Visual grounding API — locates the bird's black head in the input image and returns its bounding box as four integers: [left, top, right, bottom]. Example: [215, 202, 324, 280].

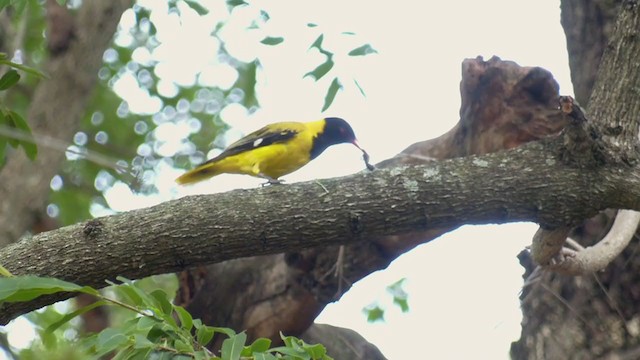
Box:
[310, 117, 361, 159]
[324, 117, 357, 144]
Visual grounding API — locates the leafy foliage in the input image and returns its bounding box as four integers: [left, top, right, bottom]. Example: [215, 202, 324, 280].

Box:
[0, 53, 45, 165]
[363, 278, 409, 323]
[303, 31, 377, 109]
[0, 275, 333, 359]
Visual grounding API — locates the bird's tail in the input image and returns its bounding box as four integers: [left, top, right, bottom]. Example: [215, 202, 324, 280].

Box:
[176, 162, 223, 185]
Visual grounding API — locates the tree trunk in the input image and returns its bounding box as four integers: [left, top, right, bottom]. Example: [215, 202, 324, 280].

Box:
[511, 1, 640, 359]
[0, 0, 132, 246]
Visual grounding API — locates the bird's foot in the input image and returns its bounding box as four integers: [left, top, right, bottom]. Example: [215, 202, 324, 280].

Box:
[260, 176, 285, 187]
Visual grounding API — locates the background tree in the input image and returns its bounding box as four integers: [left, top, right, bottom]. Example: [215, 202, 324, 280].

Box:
[1, 0, 639, 359]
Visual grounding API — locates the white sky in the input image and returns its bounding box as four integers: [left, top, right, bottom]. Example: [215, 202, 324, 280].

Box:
[3, 1, 574, 359]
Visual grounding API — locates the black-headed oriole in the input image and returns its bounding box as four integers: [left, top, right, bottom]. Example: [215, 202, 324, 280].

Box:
[176, 117, 372, 185]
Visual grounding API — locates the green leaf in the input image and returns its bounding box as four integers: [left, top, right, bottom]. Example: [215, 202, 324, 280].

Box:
[387, 278, 409, 312]
[309, 34, 324, 50]
[174, 339, 193, 353]
[341, 31, 356, 35]
[253, 353, 278, 360]
[41, 328, 58, 350]
[363, 304, 385, 322]
[348, 44, 378, 56]
[210, 326, 236, 337]
[192, 318, 203, 329]
[0, 276, 98, 303]
[0, 70, 20, 90]
[304, 57, 334, 81]
[146, 324, 172, 343]
[136, 315, 159, 330]
[303, 343, 327, 359]
[112, 283, 144, 307]
[184, 0, 209, 15]
[96, 328, 129, 356]
[270, 346, 307, 357]
[150, 289, 173, 316]
[226, 0, 247, 8]
[354, 79, 366, 97]
[194, 350, 209, 360]
[196, 325, 215, 347]
[132, 334, 154, 349]
[116, 347, 151, 360]
[260, 36, 284, 46]
[45, 299, 108, 334]
[221, 332, 246, 360]
[394, 297, 409, 312]
[307, 23, 318, 28]
[0, 263, 13, 277]
[248, 338, 271, 353]
[7, 110, 37, 160]
[321, 77, 342, 112]
[281, 334, 302, 350]
[114, 277, 160, 313]
[174, 305, 193, 332]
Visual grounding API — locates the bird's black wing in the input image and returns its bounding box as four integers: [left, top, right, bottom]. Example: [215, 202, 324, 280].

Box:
[204, 126, 300, 164]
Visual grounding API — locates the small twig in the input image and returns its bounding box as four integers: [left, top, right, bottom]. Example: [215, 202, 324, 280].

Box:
[538, 281, 598, 333]
[99, 294, 159, 319]
[314, 180, 329, 194]
[0, 125, 134, 179]
[593, 274, 628, 333]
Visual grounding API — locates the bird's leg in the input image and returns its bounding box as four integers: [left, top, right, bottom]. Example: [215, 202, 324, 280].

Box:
[257, 174, 285, 186]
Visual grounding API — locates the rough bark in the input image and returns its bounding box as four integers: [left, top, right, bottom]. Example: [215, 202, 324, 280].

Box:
[0, 0, 132, 246]
[512, 1, 640, 359]
[561, 0, 621, 106]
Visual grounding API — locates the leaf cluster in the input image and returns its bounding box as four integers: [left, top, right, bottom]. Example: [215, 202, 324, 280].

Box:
[0, 275, 333, 360]
[0, 53, 45, 165]
[262, 26, 377, 111]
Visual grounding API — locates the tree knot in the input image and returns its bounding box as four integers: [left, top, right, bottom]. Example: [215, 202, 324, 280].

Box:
[557, 96, 608, 167]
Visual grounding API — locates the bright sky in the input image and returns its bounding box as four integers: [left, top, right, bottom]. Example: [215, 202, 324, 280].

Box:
[3, 1, 574, 359]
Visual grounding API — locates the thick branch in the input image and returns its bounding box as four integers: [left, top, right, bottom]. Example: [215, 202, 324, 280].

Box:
[1, 139, 639, 323]
[552, 210, 640, 274]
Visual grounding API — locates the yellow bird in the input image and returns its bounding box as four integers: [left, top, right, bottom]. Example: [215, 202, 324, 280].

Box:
[176, 117, 373, 185]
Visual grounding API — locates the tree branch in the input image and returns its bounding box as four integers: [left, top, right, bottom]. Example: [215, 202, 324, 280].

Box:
[1, 137, 640, 323]
[550, 210, 640, 274]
